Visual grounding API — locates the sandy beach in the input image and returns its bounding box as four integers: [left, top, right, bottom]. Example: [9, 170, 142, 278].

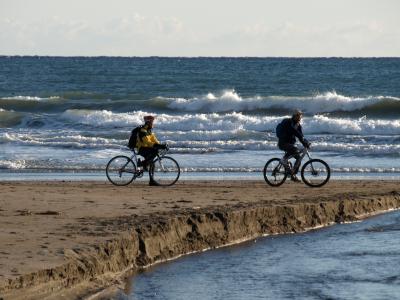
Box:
[0, 180, 399, 299]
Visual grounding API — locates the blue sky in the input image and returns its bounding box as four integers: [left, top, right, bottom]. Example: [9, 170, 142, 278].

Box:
[1, 0, 399, 56]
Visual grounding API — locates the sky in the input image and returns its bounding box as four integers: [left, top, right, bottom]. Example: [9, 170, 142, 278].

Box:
[0, 0, 399, 57]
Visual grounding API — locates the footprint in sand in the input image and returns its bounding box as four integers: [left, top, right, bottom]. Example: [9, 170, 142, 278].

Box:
[177, 200, 193, 203]
[15, 209, 32, 216]
[35, 210, 60, 215]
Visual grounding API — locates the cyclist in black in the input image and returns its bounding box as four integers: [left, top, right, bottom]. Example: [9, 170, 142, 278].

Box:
[277, 110, 310, 182]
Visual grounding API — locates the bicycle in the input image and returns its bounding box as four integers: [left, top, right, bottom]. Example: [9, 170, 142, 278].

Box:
[263, 147, 330, 187]
[106, 146, 180, 186]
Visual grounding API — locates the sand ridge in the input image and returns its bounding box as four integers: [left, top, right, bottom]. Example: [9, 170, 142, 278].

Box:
[0, 180, 399, 299]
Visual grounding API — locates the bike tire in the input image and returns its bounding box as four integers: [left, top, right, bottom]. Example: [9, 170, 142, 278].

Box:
[263, 158, 288, 187]
[149, 156, 180, 186]
[301, 159, 330, 188]
[106, 155, 136, 186]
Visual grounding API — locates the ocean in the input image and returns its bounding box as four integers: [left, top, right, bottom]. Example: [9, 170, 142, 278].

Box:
[0, 57, 399, 179]
[127, 210, 400, 300]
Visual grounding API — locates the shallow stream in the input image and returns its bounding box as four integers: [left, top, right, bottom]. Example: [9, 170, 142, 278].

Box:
[127, 210, 400, 300]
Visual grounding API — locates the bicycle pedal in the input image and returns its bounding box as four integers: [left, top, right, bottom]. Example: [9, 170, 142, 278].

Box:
[134, 169, 144, 177]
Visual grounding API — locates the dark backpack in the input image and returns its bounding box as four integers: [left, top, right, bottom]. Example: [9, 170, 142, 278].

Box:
[128, 126, 142, 149]
[276, 121, 285, 139]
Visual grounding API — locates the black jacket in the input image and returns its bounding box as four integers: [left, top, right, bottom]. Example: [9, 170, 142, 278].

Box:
[278, 118, 305, 145]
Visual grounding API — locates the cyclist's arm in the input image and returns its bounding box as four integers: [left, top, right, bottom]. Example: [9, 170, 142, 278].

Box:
[295, 124, 310, 147]
[150, 133, 160, 145]
[290, 123, 305, 142]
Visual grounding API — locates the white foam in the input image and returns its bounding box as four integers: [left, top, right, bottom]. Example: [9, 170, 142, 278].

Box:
[3, 110, 399, 156]
[304, 115, 400, 136]
[165, 141, 400, 156]
[312, 142, 400, 156]
[62, 109, 143, 126]
[61, 109, 400, 136]
[2, 131, 398, 155]
[1, 95, 60, 101]
[3, 162, 398, 173]
[0, 159, 26, 169]
[163, 90, 400, 114]
[0, 132, 121, 149]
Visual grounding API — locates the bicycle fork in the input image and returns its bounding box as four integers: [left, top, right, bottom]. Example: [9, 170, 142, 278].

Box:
[302, 150, 319, 176]
[153, 156, 167, 172]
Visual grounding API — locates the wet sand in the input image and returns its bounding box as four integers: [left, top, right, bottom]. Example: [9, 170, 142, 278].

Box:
[0, 180, 399, 299]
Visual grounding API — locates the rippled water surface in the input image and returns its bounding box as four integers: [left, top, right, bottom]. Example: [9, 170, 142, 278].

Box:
[127, 210, 400, 300]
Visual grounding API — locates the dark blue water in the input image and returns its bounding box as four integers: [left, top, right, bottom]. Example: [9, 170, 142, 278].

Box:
[0, 57, 399, 176]
[1, 57, 400, 99]
[127, 210, 400, 300]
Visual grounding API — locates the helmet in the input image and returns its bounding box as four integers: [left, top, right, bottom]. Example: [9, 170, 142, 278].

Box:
[292, 110, 303, 118]
[143, 115, 155, 122]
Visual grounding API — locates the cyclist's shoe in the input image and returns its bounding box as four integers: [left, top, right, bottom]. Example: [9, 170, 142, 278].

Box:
[290, 175, 301, 183]
[149, 180, 159, 186]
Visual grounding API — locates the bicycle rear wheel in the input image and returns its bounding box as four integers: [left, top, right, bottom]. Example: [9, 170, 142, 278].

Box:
[106, 155, 136, 186]
[149, 156, 180, 186]
[263, 158, 288, 187]
[301, 159, 330, 187]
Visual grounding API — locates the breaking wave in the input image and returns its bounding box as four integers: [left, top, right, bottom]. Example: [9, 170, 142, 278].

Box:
[0, 108, 23, 127]
[155, 90, 400, 116]
[1, 95, 60, 101]
[61, 109, 400, 136]
[1, 91, 399, 117]
[2, 131, 399, 157]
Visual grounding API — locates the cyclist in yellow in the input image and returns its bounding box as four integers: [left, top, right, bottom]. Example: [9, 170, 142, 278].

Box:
[137, 115, 167, 184]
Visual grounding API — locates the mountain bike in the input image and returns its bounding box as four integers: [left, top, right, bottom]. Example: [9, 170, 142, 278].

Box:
[106, 146, 180, 186]
[263, 147, 330, 187]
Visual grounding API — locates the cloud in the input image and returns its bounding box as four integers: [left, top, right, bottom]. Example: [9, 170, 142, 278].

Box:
[209, 21, 400, 57]
[0, 13, 186, 55]
[0, 13, 399, 56]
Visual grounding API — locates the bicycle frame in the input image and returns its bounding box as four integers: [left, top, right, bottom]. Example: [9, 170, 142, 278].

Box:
[129, 149, 139, 165]
[281, 147, 311, 171]
[129, 148, 169, 168]
[283, 148, 322, 177]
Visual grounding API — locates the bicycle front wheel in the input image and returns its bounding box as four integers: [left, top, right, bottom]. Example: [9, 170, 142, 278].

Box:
[106, 155, 136, 186]
[149, 156, 180, 186]
[301, 159, 330, 188]
[263, 158, 288, 187]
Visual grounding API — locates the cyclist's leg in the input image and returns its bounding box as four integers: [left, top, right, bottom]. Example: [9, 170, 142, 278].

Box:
[278, 143, 290, 161]
[138, 147, 158, 168]
[290, 146, 301, 174]
[138, 147, 160, 185]
[280, 143, 301, 174]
